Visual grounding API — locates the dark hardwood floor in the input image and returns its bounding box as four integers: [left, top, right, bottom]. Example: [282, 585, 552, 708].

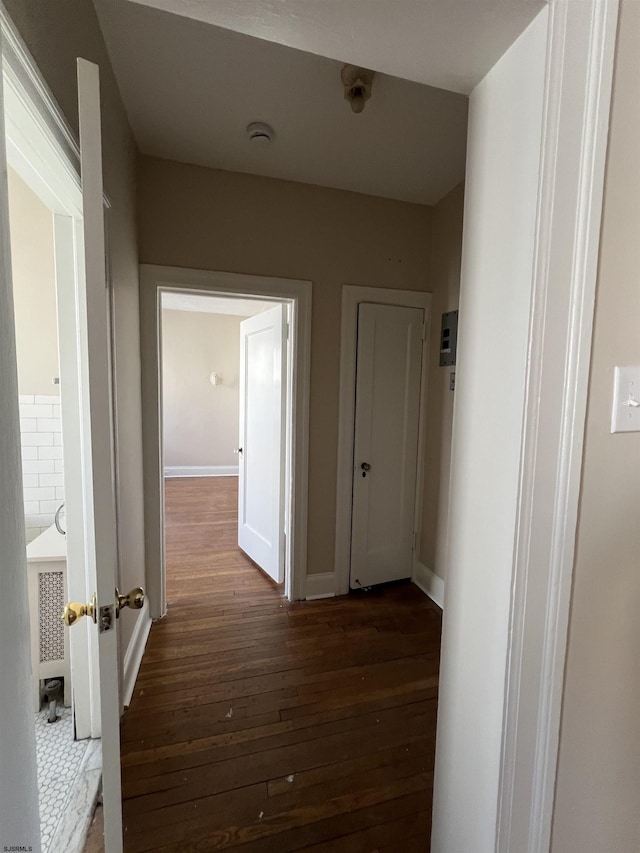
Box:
[120, 477, 442, 852]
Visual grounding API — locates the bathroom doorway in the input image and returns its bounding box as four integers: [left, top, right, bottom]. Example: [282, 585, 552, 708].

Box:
[7, 165, 96, 853]
[2, 50, 118, 851]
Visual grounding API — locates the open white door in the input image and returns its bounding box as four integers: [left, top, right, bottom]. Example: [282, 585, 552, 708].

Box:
[238, 303, 287, 583]
[74, 58, 123, 850]
[350, 303, 424, 588]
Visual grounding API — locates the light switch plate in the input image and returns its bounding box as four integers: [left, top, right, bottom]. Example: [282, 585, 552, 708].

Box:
[611, 366, 640, 433]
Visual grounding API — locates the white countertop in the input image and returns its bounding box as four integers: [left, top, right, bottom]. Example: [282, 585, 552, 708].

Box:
[26, 524, 67, 563]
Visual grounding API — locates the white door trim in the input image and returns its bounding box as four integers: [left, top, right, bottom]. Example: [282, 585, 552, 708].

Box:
[0, 46, 41, 853]
[494, 1, 619, 850]
[0, 1, 80, 188]
[139, 264, 311, 613]
[335, 286, 431, 596]
[53, 214, 98, 741]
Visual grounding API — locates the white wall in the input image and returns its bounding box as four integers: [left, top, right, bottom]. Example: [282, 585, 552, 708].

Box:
[8, 169, 65, 543]
[162, 309, 245, 470]
[139, 157, 433, 575]
[19, 395, 64, 542]
[420, 182, 464, 579]
[8, 168, 59, 397]
[431, 8, 548, 851]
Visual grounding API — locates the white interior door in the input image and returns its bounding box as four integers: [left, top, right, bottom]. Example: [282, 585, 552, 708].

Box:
[75, 57, 123, 850]
[238, 303, 287, 583]
[350, 303, 424, 588]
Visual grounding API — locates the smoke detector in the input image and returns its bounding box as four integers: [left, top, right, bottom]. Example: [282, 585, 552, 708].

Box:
[340, 65, 375, 114]
[247, 122, 274, 145]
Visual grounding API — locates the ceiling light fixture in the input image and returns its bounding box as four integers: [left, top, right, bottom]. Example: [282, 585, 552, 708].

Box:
[340, 65, 375, 114]
[247, 121, 274, 145]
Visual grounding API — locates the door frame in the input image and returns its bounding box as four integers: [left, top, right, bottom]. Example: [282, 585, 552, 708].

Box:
[492, 2, 618, 849]
[430, 2, 619, 851]
[0, 11, 124, 851]
[139, 264, 312, 613]
[335, 286, 431, 596]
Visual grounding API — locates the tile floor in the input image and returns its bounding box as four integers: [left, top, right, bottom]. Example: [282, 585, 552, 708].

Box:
[35, 705, 89, 853]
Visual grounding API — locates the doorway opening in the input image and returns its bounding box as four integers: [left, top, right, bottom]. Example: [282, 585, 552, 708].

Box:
[6, 163, 96, 853]
[159, 291, 293, 606]
[140, 265, 312, 616]
[2, 53, 106, 852]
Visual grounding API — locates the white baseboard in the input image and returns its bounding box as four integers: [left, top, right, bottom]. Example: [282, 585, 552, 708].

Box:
[122, 599, 152, 708]
[413, 562, 445, 609]
[305, 572, 336, 600]
[164, 465, 239, 478]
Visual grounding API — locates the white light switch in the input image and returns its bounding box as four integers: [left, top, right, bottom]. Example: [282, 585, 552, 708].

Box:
[611, 366, 640, 433]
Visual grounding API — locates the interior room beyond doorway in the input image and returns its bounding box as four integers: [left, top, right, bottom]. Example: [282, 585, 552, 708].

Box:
[160, 291, 291, 601]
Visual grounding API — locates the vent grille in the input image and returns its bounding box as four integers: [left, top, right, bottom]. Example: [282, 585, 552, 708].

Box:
[38, 571, 65, 663]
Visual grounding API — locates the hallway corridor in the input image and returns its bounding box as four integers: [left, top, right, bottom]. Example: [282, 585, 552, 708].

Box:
[120, 477, 442, 851]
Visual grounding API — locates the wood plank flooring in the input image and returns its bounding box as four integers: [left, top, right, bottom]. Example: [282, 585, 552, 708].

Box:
[120, 477, 442, 852]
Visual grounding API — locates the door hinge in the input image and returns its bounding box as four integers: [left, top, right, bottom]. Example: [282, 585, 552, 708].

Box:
[286, 321, 290, 340]
[412, 531, 417, 551]
[421, 322, 427, 342]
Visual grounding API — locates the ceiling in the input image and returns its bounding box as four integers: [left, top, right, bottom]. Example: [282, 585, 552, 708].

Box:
[95, 0, 543, 205]
[127, 0, 545, 95]
[161, 292, 272, 316]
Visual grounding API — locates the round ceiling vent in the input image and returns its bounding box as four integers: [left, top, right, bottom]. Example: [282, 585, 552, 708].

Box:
[247, 122, 274, 145]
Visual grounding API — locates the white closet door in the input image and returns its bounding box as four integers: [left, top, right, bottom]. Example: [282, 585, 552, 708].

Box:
[238, 304, 287, 583]
[350, 303, 424, 588]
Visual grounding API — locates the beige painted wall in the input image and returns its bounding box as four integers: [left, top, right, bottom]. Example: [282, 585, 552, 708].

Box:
[162, 310, 244, 468]
[138, 157, 435, 575]
[420, 183, 464, 579]
[5, 0, 144, 656]
[8, 168, 59, 396]
[551, 2, 640, 850]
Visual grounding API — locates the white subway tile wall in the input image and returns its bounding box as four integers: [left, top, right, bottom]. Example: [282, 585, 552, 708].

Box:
[19, 395, 64, 543]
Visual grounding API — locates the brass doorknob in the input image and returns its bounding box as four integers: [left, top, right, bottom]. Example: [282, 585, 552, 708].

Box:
[115, 586, 145, 617]
[62, 594, 96, 627]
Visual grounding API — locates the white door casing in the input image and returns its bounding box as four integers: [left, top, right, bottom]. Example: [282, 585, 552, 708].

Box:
[238, 303, 287, 583]
[0, 35, 42, 852]
[141, 268, 311, 611]
[77, 57, 123, 850]
[350, 303, 424, 588]
[54, 214, 100, 740]
[431, 2, 620, 851]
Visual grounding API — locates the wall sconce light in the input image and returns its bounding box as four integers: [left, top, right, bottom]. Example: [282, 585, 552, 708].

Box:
[340, 64, 375, 114]
[209, 372, 222, 386]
